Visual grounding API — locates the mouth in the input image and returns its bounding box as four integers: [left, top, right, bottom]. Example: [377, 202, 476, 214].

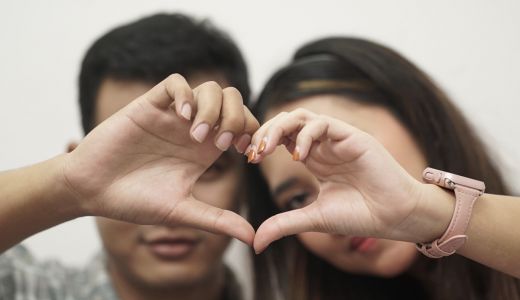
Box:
[143, 235, 201, 260]
[349, 237, 378, 253]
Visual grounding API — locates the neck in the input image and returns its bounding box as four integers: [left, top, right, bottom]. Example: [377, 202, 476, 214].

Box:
[108, 263, 226, 300]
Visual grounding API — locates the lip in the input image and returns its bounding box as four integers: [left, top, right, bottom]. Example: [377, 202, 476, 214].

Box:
[142, 234, 201, 260]
[349, 237, 378, 253]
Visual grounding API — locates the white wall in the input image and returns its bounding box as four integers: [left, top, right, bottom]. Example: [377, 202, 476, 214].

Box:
[1, 1, 519, 298]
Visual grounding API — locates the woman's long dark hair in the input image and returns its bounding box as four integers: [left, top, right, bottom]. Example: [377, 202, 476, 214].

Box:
[247, 37, 520, 300]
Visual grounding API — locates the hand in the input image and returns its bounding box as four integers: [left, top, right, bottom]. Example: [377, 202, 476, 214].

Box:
[61, 74, 259, 245]
[248, 108, 434, 252]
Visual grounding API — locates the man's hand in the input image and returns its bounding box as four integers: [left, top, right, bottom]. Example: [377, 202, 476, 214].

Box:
[62, 74, 259, 245]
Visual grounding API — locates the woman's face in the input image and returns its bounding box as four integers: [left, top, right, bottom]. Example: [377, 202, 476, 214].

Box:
[259, 94, 428, 277]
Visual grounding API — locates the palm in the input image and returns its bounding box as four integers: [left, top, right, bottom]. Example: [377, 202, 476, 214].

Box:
[303, 134, 420, 239]
[253, 116, 423, 252]
[66, 98, 221, 222]
[61, 91, 257, 245]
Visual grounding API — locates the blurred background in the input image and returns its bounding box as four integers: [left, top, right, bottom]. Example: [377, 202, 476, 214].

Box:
[1, 0, 519, 298]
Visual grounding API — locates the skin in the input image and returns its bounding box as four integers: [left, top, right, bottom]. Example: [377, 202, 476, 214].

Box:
[0, 73, 261, 253]
[87, 75, 245, 299]
[1, 77, 518, 284]
[259, 95, 425, 277]
[249, 93, 520, 279]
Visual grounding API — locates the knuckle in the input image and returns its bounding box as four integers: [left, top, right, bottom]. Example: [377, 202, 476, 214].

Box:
[293, 108, 311, 120]
[167, 73, 185, 82]
[223, 86, 242, 98]
[201, 80, 222, 91]
[277, 111, 289, 118]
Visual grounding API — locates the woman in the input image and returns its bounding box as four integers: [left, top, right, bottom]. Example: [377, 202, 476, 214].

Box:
[246, 37, 520, 299]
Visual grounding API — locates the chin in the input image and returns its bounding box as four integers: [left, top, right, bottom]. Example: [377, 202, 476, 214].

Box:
[138, 264, 212, 288]
[370, 246, 418, 278]
[371, 263, 411, 278]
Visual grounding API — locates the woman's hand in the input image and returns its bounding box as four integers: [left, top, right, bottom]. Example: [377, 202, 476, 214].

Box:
[248, 108, 444, 253]
[62, 74, 259, 245]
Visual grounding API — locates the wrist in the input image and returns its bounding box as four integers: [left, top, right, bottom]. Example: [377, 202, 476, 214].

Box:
[409, 182, 455, 243]
[47, 154, 89, 219]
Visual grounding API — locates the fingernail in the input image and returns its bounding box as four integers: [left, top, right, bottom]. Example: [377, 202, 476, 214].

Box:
[258, 137, 267, 154]
[292, 147, 300, 161]
[247, 148, 256, 163]
[180, 103, 192, 120]
[216, 132, 234, 151]
[192, 123, 210, 143]
[234, 134, 251, 153]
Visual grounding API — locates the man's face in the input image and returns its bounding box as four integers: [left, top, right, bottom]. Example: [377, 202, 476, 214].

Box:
[92, 75, 244, 288]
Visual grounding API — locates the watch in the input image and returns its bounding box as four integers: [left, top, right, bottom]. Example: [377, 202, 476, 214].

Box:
[416, 167, 485, 258]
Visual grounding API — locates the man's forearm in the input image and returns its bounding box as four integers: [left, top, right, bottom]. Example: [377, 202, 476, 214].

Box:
[0, 154, 83, 252]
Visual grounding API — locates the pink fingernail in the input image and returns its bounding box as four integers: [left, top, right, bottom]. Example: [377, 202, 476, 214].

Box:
[216, 132, 234, 151]
[192, 123, 210, 143]
[180, 103, 192, 120]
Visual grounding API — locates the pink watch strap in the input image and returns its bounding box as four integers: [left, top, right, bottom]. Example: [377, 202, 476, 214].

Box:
[416, 168, 485, 258]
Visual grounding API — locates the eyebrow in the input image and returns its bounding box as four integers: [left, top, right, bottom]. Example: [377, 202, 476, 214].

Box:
[272, 177, 299, 198]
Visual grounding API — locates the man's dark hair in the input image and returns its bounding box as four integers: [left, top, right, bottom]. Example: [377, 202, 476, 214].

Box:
[78, 13, 250, 134]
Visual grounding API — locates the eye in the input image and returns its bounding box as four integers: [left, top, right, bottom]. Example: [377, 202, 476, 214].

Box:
[284, 192, 312, 211]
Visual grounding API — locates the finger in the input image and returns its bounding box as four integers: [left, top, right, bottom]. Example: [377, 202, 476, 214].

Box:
[249, 111, 285, 148]
[234, 106, 259, 153]
[145, 74, 194, 119]
[167, 198, 255, 246]
[256, 109, 314, 157]
[246, 111, 287, 162]
[293, 118, 329, 161]
[190, 81, 223, 143]
[215, 87, 245, 151]
[320, 115, 359, 140]
[253, 204, 320, 253]
[243, 105, 261, 135]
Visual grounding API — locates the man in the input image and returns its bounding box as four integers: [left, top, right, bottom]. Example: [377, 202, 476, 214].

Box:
[0, 13, 258, 300]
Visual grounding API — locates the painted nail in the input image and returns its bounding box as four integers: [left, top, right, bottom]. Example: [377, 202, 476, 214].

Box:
[247, 149, 256, 163]
[258, 137, 267, 154]
[292, 147, 300, 161]
[180, 103, 192, 120]
[234, 134, 251, 153]
[192, 123, 210, 143]
[216, 132, 234, 151]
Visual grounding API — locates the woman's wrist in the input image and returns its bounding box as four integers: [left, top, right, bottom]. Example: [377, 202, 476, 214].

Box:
[406, 182, 455, 243]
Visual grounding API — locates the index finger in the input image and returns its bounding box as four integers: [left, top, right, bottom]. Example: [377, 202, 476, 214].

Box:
[143, 74, 194, 120]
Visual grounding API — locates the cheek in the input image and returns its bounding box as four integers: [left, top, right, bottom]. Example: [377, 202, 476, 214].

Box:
[96, 218, 140, 254]
[193, 172, 241, 211]
[297, 232, 338, 258]
[373, 240, 418, 277]
[371, 122, 427, 179]
[202, 233, 232, 261]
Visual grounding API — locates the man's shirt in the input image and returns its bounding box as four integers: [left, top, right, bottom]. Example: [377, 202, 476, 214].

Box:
[0, 246, 243, 300]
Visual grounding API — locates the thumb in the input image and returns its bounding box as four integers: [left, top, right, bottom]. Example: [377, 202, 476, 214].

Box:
[253, 204, 320, 253]
[166, 198, 255, 246]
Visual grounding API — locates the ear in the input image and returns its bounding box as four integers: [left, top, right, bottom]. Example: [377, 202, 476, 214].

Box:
[66, 142, 79, 153]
